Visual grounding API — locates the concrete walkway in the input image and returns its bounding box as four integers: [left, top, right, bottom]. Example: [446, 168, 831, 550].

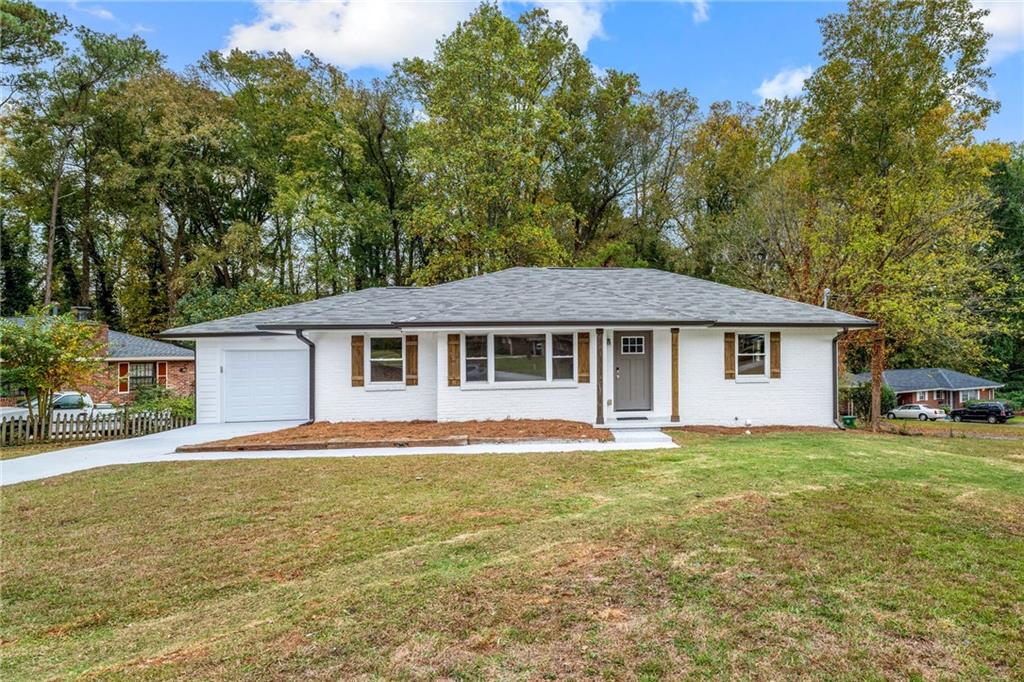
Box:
[1, 424, 676, 486]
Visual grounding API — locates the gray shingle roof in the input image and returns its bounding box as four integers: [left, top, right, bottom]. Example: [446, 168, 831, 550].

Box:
[106, 330, 193, 359]
[161, 267, 873, 337]
[851, 368, 1003, 393]
[3, 317, 193, 360]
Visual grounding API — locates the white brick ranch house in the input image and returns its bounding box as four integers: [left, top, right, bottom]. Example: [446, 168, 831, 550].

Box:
[160, 267, 873, 427]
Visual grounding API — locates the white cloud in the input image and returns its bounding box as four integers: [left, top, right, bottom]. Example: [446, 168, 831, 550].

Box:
[754, 65, 813, 101]
[689, 0, 709, 24]
[226, 1, 473, 70]
[225, 1, 608, 71]
[537, 1, 605, 51]
[70, 1, 115, 21]
[976, 0, 1023, 64]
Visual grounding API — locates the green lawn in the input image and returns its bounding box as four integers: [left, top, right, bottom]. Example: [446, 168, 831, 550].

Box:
[0, 441, 70, 461]
[877, 416, 1024, 439]
[2, 432, 1022, 679]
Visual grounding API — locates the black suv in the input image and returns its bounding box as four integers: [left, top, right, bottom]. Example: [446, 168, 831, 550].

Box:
[950, 402, 1014, 424]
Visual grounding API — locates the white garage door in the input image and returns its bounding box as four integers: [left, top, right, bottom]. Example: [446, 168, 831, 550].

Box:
[223, 350, 308, 422]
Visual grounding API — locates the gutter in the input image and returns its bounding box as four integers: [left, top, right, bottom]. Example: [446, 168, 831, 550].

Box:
[295, 329, 316, 424]
[833, 328, 848, 430]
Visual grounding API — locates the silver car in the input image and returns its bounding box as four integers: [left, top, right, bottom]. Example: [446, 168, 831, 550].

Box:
[886, 404, 946, 421]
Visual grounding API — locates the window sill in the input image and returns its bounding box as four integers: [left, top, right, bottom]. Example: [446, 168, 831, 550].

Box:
[735, 376, 770, 384]
[365, 384, 407, 392]
[460, 381, 579, 391]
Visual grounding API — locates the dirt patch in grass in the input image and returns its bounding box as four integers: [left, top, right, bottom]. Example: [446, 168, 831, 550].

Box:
[180, 419, 613, 452]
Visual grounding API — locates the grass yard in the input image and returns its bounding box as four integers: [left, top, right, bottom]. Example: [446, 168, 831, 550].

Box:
[2, 432, 1023, 679]
[878, 416, 1024, 439]
[0, 441, 70, 461]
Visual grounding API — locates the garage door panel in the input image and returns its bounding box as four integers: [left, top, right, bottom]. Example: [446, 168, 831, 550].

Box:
[223, 350, 307, 422]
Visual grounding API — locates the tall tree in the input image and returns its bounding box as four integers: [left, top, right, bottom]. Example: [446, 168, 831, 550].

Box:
[798, 0, 1003, 429]
[400, 4, 587, 283]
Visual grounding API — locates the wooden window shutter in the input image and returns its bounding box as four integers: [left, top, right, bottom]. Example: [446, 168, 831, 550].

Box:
[405, 335, 418, 386]
[723, 332, 736, 380]
[351, 335, 364, 387]
[447, 334, 461, 386]
[577, 332, 590, 383]
[156, 361, 168, 387]
[117, 362, 130, 393]
[769, 332, 781, 378]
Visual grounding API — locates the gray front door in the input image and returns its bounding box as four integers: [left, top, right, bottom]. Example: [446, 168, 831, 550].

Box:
[613, 331, 653, 411]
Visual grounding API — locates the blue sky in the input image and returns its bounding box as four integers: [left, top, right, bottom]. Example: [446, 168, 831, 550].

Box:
[46, 1, 1022, 141]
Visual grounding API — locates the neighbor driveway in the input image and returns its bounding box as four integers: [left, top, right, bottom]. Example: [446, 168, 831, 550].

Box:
[1, 423, 675, 486]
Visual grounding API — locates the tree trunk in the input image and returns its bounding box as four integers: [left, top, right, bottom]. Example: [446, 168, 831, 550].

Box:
[870, 329, 885, 432]
[43, 162, 65, 306]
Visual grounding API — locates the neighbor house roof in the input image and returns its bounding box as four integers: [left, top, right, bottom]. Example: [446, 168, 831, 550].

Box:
[106, 330, 193, 360]
[851, 368, 1003, 393]
[4, 317, 193, 361]
[161, 267, 874, 337]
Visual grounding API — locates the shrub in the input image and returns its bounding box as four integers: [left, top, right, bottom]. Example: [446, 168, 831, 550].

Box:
[129, 385, 195, 419]
[845, 382, 897, 420]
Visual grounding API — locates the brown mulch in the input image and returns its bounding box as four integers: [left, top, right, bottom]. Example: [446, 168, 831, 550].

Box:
[178, 419, 613, 453]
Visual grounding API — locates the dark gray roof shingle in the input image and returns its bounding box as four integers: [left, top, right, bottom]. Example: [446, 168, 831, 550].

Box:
[851, 368, 1002, 392]
[106, 330, 193, 359]
[161, 267, 873, 336]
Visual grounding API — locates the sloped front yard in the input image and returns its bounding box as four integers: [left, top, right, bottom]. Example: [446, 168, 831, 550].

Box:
[176, 419, 613, 452]
[3, 432, 1022, 679]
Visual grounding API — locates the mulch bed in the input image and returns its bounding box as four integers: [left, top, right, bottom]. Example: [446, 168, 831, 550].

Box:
[177, 419, 613, 453]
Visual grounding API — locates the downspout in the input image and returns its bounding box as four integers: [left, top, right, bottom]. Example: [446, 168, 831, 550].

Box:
[833, 327, 848, 430]
[295, 330, 315, 424]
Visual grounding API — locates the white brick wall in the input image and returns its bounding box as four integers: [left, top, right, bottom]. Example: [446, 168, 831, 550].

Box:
[676, 327, 837, 427]
[309, 331, 437, 422]
[196, 326, 838, 427]
[435, 332, 597, 422]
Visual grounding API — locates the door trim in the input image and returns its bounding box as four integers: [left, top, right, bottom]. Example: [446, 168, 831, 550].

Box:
[612, 330, 653, 412]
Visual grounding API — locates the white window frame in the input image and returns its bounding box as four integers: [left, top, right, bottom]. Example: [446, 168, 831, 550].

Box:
[960, 389, 980, 402]
[460, 332, 577, 389]
[128, 361, 157, 392]
[916, 390, 929, 401]
[620, 336, 645, 355]
[366, 334, 405, 387]
[735, 332, 769, 382]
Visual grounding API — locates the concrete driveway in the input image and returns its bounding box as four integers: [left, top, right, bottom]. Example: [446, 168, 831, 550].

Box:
[1, 421, 304, 486]
[1, 423, 675, 486]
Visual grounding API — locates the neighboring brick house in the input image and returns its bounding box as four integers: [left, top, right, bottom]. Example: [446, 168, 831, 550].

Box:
[851, 368, 1003, 411]
[4, 317, 194, 405]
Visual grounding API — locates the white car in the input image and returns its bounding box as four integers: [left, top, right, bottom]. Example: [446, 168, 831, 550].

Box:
[0, 392, 116, 420]
[886, 404, 946, 421]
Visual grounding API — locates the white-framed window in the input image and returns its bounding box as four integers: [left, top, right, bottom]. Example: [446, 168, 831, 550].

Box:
[960, 389, 980, 402]
[736, 333, 767, 377]
[129, 362, 156, 391]
[551, 334, 575, 380]
[916, 390, 929, 401]
[620, 336, 645, 354]
[462, 332, 576, 385]
[464, 335, 489, 383]
[368, 336, 404, 384]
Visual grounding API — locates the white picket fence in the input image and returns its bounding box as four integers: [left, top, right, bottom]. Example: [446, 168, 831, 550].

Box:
[0, 411, 194, 447]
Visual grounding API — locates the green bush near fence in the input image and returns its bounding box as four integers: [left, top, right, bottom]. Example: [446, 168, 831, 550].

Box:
[128, 385, 195, 420]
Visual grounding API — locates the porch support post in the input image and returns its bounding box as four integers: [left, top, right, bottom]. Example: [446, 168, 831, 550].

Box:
[595, 328, 605, 425]
[671, 327, 680, 422]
